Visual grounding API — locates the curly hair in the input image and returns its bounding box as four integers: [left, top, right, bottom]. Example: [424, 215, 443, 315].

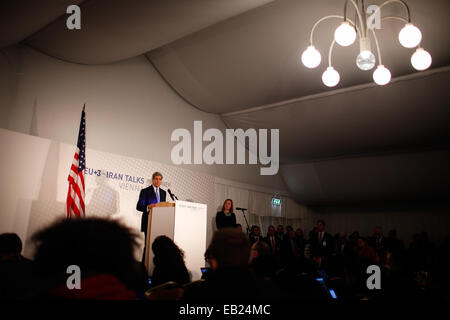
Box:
[152, 235, 185, 265]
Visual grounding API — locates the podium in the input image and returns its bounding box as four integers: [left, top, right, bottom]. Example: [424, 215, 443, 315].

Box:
[144, 200, 207, 281]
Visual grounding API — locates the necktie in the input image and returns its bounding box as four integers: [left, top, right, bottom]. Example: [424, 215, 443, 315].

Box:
[156, 187, 160, 203]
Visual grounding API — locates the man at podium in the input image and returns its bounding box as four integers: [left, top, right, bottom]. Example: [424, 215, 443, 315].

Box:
[136, 172, 167, 262]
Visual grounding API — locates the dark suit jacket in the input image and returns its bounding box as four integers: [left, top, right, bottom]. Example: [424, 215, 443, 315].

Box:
[368, 236, 387, 253]
[309, 232, 334, 258]
[249, 235, 262, 246]
[136, 185, 167, 232]
[264, 235, 282, 255]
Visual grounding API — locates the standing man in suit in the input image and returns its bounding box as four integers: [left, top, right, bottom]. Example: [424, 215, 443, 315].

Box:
[280, 229, 302, 268]
[369, 226, 386, 253]
[136, 172, 167, 263]
[264, 225, 281, 256]
[275, 225, 285, 242]
[309, 219, 334, 269]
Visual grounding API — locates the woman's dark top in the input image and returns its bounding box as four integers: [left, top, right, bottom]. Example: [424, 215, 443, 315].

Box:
[215, 211, 237, 229]
[151, 260, 190, 286]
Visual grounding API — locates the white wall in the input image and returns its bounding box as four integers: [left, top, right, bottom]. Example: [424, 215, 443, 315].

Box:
[0, 45, 288, 190]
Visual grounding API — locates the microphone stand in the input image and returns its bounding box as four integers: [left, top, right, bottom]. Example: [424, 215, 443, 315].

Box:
[237, 208, 251, 236]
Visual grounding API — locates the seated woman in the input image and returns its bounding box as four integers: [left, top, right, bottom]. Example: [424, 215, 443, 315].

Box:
[151, 236, 190, 286]
[215, 199, 237, 230]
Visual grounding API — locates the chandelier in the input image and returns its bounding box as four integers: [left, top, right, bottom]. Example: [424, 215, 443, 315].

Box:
[301, 0, 432, 87]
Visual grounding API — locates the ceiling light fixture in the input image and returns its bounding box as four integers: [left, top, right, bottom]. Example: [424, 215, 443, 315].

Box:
[301, 0, 432, 87]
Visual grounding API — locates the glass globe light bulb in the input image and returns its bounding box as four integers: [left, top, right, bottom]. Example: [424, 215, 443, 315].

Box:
[411, 48, 432, 71]
[334, 22, 357, 47]
[301, 45, 321, 69]
[322, 67, 340, 87]
[398, 23, 422, 48]
[356, 50, 376, 71]
[372, 65, 391, 85]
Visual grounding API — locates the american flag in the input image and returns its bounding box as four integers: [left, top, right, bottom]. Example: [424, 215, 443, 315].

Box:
[66, 105, 86, 218]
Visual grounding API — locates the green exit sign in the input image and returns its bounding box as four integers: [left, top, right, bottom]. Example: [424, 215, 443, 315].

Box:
[272, 198, 281, 206]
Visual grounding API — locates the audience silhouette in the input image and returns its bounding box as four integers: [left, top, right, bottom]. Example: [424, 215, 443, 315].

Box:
[1, 217, 449, 301]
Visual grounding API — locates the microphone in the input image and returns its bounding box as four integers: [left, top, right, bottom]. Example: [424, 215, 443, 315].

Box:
[236, 207, 247, 211]
[168, 189, 178, 201]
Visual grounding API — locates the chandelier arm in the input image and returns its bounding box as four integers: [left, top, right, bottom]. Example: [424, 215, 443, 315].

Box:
[309, 15, 361, 45]
[381, 16, 409, 24]
[369, 28, 383, 66]
[362, 0, 368, 38]
[379, 0, 411, 22]
[344, 0, 366, 36]
[328, 39, 337, 67]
